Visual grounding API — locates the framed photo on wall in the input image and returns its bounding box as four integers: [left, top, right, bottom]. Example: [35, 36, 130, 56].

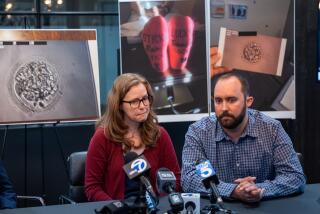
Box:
[211, 0, 295, 119]
[119, 0, 210, 122]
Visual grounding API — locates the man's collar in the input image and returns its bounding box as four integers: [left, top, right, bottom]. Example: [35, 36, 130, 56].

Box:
[241, 110, 259, 138]
[215, 122, 228, 141]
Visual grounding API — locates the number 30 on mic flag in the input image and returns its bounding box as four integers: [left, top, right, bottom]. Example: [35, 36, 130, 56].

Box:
[196, 160, 215, 178]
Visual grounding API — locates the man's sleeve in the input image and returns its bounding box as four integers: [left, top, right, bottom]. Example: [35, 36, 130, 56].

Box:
[181, 124, 237, 197]
[181, 124, 207, 193]
[256, 122, 306, 198]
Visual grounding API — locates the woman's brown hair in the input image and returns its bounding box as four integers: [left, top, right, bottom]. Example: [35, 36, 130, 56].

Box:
[97, 73, 160, 151]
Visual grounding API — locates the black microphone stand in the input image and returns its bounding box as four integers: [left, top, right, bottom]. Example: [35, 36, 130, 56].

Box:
[201, 204, 237, 214]
[131, 183, 148, 213]
[201, 193, 237, 214]
[123, 183, 147, 214]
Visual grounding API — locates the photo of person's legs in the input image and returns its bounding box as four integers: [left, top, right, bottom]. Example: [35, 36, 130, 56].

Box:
[141, 16, 170, 78]
[168, 15, 194, 83]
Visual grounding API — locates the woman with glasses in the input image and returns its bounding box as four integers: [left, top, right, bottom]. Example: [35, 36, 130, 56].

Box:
[85, 73, 180, 201]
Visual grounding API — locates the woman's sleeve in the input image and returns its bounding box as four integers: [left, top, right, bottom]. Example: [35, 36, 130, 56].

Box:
[85, 129, 112, 201]
[159, 127, 181, 192]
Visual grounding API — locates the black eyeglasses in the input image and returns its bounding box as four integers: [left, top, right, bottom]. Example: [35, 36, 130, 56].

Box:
[122, 95, 152, 108]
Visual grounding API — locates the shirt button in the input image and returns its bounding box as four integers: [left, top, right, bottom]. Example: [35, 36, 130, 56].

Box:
[236, 163, 240, 167]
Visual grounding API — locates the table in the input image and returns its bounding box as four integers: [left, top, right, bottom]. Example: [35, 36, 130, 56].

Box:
[222, 183, 320, 214]
[1, 184, 319, 214]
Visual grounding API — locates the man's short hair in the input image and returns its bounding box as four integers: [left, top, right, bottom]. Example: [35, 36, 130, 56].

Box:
[212, 72, 250, 97]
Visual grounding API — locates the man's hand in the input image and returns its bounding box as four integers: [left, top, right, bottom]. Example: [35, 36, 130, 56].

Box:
[234, 176, 257, 184]
[231, 177, 265, 203]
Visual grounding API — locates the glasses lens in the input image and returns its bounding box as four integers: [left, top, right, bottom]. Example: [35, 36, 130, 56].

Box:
[131, 100, 140, 108]
[141, 96, 150, 106]
[127, 96, 151, 108]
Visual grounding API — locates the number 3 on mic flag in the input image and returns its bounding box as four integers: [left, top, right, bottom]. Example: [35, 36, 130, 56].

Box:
[196, 160, 215, 178]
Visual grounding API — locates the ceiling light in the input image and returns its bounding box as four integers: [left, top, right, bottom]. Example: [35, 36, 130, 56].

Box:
[44, 0, 52, 5]
[5, 3, 13, 11]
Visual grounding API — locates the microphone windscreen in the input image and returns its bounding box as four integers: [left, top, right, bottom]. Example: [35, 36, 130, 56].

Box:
[156, 167, 176, 193]
[196, 158, 206, 165]
[124, 151, 138, 164]
[184, 201, 195, 210]
[158, 167, 169, 171]
[181, 193, 200, 214]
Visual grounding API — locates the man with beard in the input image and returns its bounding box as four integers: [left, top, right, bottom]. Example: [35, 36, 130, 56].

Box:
[181, 72, 305, 202]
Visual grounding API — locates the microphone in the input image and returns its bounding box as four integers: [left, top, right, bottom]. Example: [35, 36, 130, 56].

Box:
[123, 152, 150, 179]
[196, 160, 223, 205]
[123, 152, 158, 212]
[185, 201, 195, 214]
[156, 167, 176, 193]
[181, 193, 200, 214]
[156, 168, 184, 213]
[123, 152, 157, 200]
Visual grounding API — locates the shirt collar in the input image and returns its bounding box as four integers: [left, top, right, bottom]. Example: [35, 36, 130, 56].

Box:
[215, 121, 228, 142]
[215, 109, 258, 142]
[241, 109, 259, 138]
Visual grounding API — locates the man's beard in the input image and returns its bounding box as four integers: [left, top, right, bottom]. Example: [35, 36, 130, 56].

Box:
[217, 105, 246, 129]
